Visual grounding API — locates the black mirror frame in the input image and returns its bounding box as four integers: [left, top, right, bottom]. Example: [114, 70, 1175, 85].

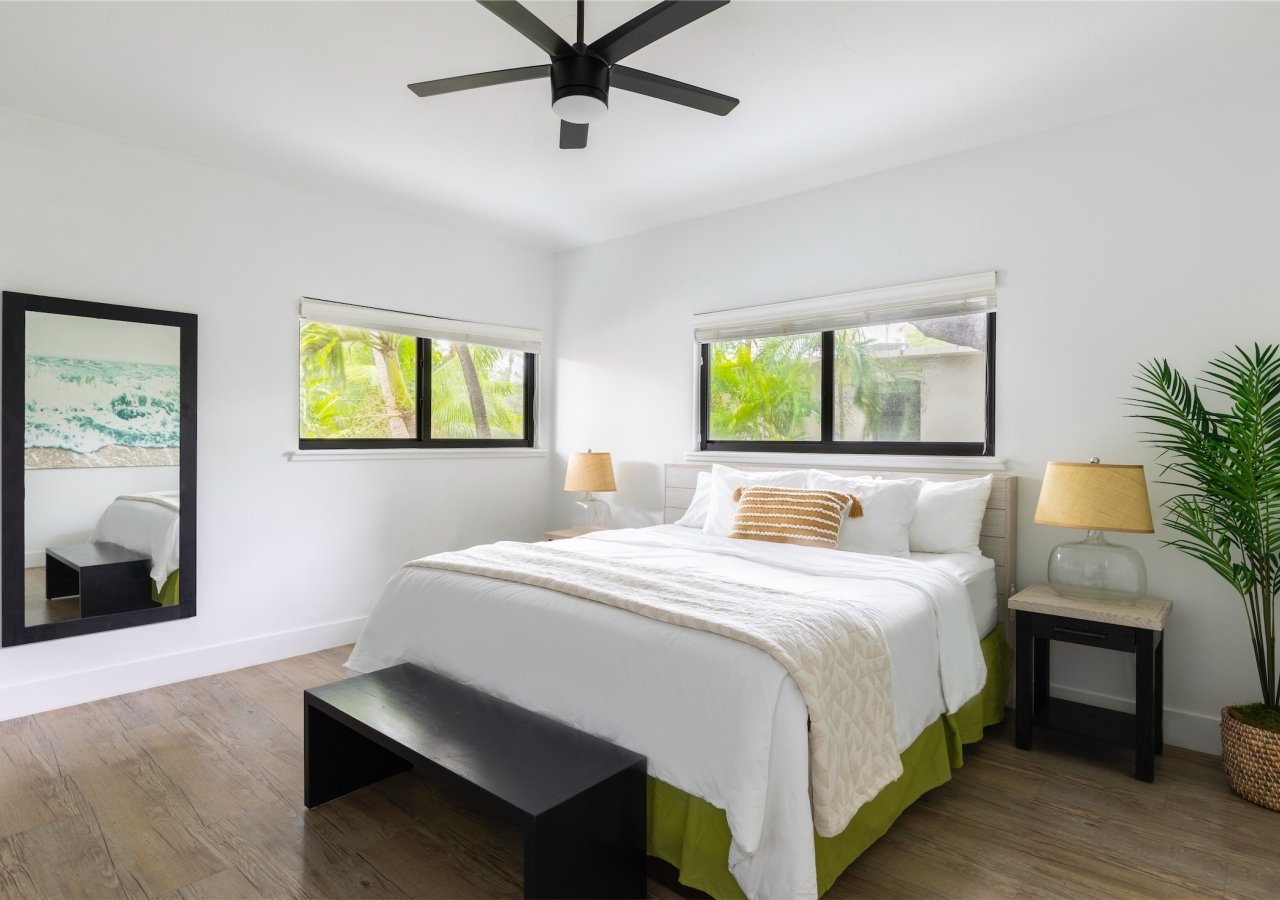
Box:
[2, 291, 197, 647]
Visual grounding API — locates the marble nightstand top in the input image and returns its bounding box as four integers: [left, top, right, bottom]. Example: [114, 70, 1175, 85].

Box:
[1009, 583, 1171, 631]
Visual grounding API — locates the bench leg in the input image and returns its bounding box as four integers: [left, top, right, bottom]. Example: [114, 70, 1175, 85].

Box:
[45, 554, 79, 601]
[523, 762, 646, 900]
[304, 703, 412, 808]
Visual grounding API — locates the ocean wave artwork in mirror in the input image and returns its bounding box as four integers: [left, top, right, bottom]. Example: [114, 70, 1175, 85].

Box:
[25, 356, 180, 468]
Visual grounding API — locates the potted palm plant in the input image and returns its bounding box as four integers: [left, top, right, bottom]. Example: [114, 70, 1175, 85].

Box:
[1130, 345, 1280, 809]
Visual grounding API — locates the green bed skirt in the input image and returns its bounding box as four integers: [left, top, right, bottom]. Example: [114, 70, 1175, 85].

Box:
[153, 570, 180, 607]
[647, 625, 1013, 899]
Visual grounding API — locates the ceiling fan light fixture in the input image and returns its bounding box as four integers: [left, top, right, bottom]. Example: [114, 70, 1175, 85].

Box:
[550, 53, 610, 124]
[407, 0, 739, 149]
[553, 90, 608, 124]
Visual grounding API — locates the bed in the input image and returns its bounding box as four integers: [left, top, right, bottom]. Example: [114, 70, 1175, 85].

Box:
[347, 464, 1017, 899]
[91, 490, 181, 606]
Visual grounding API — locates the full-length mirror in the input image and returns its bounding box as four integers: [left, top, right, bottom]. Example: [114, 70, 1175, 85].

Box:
[3, 292, 196, 645]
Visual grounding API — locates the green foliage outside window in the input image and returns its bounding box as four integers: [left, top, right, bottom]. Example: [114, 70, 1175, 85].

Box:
[430, 339, 524, 440]
[707, 333, 822, 441]
[707, 314, 988, 444]
[707, 329, 919, 442]
[299, 324, 525, 441]
[300, 323, 418, 439]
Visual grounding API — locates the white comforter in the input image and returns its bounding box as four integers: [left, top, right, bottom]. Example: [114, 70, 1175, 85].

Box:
[92, 492, 180, 587]
[346, 525, 986, 900]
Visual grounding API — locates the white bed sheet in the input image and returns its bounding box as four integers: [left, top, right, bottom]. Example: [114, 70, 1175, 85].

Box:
[92, 498, 180, 587]
[910, 551, 997, 635]
[346, 524, 986, 900]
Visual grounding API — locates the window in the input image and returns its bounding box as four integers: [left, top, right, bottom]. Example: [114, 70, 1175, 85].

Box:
[298, 305, 536, 449]
[697, 274, 996, 456]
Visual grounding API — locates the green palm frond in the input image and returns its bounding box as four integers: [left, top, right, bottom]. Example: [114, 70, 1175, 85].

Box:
[427, 345, 525, 440]
[708, 334, 822, 440]
[429, 354, 475, 438]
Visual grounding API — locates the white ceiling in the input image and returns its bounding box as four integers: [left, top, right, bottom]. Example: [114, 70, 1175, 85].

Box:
[2, 1, 1279, 249]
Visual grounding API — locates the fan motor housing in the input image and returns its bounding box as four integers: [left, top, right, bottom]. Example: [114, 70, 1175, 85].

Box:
[551, 54, 609, 107]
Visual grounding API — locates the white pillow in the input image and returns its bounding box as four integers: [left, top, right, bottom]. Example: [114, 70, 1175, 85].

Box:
[805, 470, 921, 557]
[674, 471, 712, 528]
[702, 464, 808, 536]
[906, 475, 993, 555]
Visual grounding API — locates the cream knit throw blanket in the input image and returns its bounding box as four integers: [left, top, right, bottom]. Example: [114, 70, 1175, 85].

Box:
[408, 540, 902, 836]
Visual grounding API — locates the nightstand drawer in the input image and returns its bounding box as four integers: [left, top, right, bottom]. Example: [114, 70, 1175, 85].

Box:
[1024, 612, 1137, 650]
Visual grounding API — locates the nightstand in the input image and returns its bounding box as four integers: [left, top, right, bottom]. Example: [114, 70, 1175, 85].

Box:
[544, 525, 607, 541]
[1010, 583, 1171, 782]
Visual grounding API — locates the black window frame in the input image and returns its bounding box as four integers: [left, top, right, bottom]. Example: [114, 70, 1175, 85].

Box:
[699, 311, 996, 457]
[299, 334, 536, 450]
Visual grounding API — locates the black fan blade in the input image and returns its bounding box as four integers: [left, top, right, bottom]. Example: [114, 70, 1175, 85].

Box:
[476, 1, 573, 58]
[590, 0, 729, 65]
[408, 65, 549, 98]
[560, 120, 589, 149]
[611, 65, 738, 115]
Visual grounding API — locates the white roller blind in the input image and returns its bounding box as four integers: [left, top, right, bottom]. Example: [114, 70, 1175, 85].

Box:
[692, 272, 996, 343]
[299, 298, 542, 353]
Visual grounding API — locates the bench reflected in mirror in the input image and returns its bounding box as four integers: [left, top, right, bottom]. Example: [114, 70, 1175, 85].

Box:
[44, 542, 156, 619]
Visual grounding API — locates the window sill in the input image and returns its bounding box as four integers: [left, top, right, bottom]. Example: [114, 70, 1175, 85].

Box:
[285, 447, 548, 462]
[684, 450, 1007, 472]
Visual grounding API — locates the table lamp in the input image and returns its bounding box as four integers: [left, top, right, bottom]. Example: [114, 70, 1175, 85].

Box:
[1033, 458, 1154, 600]
[565, 450, 616, 527]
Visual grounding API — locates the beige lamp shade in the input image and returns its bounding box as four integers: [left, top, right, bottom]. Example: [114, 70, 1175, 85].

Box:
[1034, 461, 1154, 533]
[564, 451, 616, 493]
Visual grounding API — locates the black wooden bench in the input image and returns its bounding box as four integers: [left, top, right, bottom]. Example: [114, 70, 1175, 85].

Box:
[45, 542, 153, 617]
[303, 663, 647, 899]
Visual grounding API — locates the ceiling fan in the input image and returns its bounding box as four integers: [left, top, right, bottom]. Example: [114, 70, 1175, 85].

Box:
[408, 0, 739, 149]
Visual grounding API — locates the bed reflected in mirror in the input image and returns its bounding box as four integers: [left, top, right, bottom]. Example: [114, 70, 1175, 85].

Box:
[3, 292, 196, 646]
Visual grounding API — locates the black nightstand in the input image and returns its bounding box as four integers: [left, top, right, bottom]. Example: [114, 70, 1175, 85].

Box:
[1011, 583, 1171, 782]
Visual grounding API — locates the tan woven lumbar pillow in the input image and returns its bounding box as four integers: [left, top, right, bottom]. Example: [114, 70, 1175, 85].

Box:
[728, 486, 863, 549]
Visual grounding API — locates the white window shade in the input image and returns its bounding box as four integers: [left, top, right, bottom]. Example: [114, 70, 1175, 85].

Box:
[299, 298, 542, 353]
[692, 272, 996, 343]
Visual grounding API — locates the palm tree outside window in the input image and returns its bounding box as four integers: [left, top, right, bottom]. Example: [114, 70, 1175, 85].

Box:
[299, 322, 534, 448]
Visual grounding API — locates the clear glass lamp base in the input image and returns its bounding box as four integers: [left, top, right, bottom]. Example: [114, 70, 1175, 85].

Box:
[1047, 530, 1147, 600]
[574, 492, 611, 527]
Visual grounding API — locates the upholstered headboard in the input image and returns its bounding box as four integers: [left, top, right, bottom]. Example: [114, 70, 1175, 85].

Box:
[663, 463, 1018, 627]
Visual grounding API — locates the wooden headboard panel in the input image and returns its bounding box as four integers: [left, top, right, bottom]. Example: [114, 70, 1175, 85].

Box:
[663, 463, 1018, 625]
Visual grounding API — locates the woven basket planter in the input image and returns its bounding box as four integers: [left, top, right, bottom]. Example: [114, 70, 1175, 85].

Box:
[1221, 706, 1280, 811]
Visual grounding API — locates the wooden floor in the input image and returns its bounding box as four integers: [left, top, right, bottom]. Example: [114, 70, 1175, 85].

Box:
[23, 566, 79, 627]
[1, 647, 1278, 900]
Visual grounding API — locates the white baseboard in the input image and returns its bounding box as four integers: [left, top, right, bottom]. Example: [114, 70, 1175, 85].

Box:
[0, 617, 366, 722]
[25, 550, 43, 568]
[1047, 682, 1222, 756]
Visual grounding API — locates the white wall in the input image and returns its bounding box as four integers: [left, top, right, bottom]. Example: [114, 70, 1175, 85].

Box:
[25, 467, 180, 566]
[552, 73, 1280, 754]
[0, 108, 553, 717]
[27, 310, 181, 364]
